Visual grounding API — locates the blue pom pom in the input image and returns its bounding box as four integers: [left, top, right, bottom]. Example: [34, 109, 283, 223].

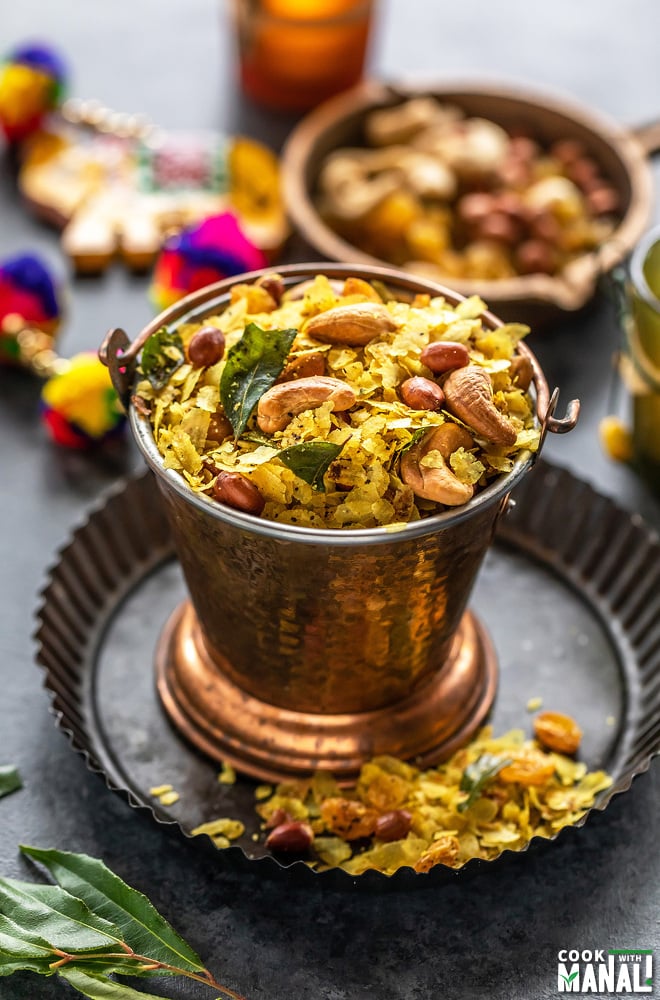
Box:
[0, 252, 60, 318]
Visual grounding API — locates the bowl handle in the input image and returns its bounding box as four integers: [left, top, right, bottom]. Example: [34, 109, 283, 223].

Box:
[632, 119, 660, 158]
[99, 326, 153, 410]
[525, 343, 580, 457]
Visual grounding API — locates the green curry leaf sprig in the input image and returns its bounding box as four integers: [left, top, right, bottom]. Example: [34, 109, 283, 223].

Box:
[0, 846, 246, 1000]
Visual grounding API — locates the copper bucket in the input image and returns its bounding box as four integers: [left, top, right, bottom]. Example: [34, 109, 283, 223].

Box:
[101, 263, 578, 782]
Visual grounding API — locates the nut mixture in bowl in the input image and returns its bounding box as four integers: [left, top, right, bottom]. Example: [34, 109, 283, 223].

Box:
[134, 272, 540, 529]
[317, 96, 620, 284]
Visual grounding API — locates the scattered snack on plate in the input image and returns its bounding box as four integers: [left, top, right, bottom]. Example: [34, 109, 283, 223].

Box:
[19, 126, 288, 273]
[315, 97, 619, 282]
[252, 720, 611, 874]
[135, 272, 540, 529]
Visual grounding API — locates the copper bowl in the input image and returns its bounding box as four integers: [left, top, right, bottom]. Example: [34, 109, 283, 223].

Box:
[282, 80, 660, 325]
[100, 263, 578, 781]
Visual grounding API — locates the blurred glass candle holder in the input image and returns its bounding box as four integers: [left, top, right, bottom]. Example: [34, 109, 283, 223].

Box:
[625, 226, 660, 489]
[230, 0, 376, 112]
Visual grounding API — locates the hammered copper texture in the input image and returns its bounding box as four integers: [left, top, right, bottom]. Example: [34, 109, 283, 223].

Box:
[156, 478, 503, 714]
[154, 600, 497, 780]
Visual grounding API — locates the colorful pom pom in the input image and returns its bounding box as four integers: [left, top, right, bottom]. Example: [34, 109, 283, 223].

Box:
[40, 352, 125, 449]
[0, 252, 63, 364]
[0, 42, 67, 142]
[149, 212, 268, 312]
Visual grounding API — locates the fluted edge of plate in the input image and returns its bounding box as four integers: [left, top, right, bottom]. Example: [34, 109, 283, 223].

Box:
[33, 461, 660, 891]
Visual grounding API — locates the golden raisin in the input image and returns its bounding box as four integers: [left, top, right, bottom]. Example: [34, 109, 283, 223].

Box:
[498, 753, 556, 786]
[343, 276, 382, 302]
[534, 711, 583, 755]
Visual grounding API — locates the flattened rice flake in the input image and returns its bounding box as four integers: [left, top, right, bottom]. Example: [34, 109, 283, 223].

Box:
[255, 725, 612, 875]
[142, 274, 541, 529]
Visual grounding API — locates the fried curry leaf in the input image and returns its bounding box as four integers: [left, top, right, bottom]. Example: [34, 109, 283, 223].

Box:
[277, 441, 344, 492]
[398, 425, 432, 456]
[457, 754, 512, 813]
[220, 322, 297, 437]
[140, 327, 185, 390]
[0, 765, 22, 800]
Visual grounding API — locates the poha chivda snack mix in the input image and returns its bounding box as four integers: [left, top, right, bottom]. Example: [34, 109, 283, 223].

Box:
[135, 272, 541, 527]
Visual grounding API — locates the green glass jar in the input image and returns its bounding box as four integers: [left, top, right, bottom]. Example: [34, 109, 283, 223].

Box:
[627, 227, 660, 490]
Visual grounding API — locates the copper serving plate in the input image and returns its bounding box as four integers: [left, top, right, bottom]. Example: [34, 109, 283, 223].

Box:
[35, 461, 660, 890]
[282, 79, 660, 325]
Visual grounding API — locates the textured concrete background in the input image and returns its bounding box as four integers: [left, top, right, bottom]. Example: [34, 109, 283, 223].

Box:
[1, 2, 659, 997]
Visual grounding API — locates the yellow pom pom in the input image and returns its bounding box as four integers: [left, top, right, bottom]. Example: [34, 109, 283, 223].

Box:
[599, 415, 633, 463]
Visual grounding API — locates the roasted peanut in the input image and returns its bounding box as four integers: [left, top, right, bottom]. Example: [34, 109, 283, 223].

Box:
[206, 410, 233, 444]
[257, 376, 357, 433]
[187, 326, 225, 367]
[550, 138, 586, 166]
[256, 274, 284, 305]
[508, 135, 540, 162]
[527, 208, 562, 245]
[420, 340, 470, 374]
[265, 821, 314, 853]
[319, 797, 378, 840]
[533, 711, 582, 755]
[443, 365, 517, 447]
[275, 352, 326, 384]
[566, 156, 599, 191]
[264, 807, 292, 830]
[212, 470, 265, 516]
[457, 192, 495, 226]
[515, 239, 558, 276]
[509, 354, 534, 392]
[400, 428, 474, 507]
[474, 212, 521, 246]
[586, 185, 619, 216]
[374, 809, 412, 842]
[400, 376, 445, 411]
[304, 302, 397, 346]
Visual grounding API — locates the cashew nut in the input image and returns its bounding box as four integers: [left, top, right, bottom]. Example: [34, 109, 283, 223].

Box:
[426, 422, 474, 458]
[443, 365, 517, 447]
[304, 302, 397, 346]
[365, 97, 454, 147]
[257, 376, 357, 434]
[319, 153, 402, 221]
[509, 354, 534, 391]
[319, 145, 456, 216]
[421, 118, 510, 179]
[399, 152, 456, 200]
[400, 426, 474, 506]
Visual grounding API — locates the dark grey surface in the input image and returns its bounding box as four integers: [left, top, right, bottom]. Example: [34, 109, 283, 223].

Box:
[1, 1, 659, 998]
